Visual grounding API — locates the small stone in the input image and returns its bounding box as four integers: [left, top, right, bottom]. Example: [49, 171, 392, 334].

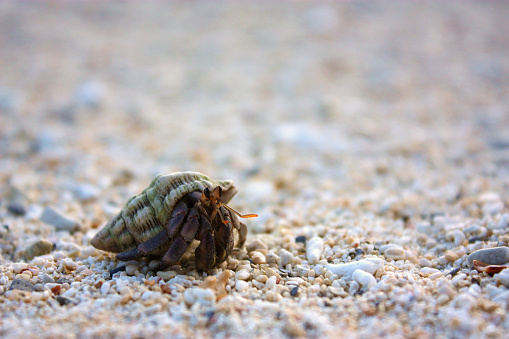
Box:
[235, 280, 250, 292]
[446, 230, 467, 247]
[251, 251, 266, 265]
[157, 271, 177, 281]
[494, 268, 509, 287]
[125, 265, 138, 276]
[306, 237, 324, 264]
[265, 253, 280, 264]
[290, 286, 299, 297]
[384, 247, 406, 260]
[352, 269, 376, 292]
[327, 258, 384, 278]
[7, 203, 26, 216]
[81, 246, 98, 258]
[467, 247, 509, 267]
[52, 251, 66, 260]
[40, 207, 82, 233]
[497, 214, 509, 229]
[419, 258, 433, 267]
[295, 235, 307, 244]
[9, 278, 34, 292]
[255, 275, 268, 283]
[246, 239, 268, 252]
[279, 249, 295, 266]
[41, 274, 55, 284]
[235, 270, 251, 281]
[81, 269, 93, 276]
[74, 81, 105, 108]
[56, 296, 75, 306]
[184, 287, 215, 306]
[72, 183, 100, 201]
[101, 282, 110, 294]
[265, 276, 277, 289]
[445, 251, 459, 262]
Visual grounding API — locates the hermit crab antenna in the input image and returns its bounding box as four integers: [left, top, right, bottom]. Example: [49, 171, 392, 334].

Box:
[221, 203, 258, 219]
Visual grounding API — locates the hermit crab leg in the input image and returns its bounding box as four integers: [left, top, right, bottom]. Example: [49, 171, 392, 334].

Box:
[155, 205, 201, 271]
[115, 199, 189, 262]
[195, 214, 216, 272]
[213, 206, 234, 265]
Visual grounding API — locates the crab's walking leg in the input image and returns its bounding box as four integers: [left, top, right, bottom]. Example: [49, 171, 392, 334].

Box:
[116, 199, 189, 261]
[155, 204, 201, 271]
[195, 213, 216, 272]
[214, 206, 234, 265]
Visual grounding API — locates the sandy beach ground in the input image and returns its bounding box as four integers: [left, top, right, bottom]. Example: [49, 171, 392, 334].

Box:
[1, 1, 509, 338]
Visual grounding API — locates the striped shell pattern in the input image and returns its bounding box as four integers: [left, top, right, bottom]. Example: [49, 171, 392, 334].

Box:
[91, 172, 236, 255]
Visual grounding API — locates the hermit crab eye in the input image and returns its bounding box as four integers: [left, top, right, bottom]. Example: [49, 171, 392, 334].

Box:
[203, 187, 211, 199]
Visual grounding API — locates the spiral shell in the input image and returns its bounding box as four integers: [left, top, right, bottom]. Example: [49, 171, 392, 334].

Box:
[91, 172, 237, 254]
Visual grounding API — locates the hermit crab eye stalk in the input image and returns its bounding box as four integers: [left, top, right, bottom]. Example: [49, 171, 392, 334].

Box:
[211, 186, 222, 200]
[203, 187, 211, 199]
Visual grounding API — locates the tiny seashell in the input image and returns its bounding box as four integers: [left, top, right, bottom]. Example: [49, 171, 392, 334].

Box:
[472, 260, 508, 275]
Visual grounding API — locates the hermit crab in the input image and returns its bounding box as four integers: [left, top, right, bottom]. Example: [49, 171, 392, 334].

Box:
[91, 172, 257, 272]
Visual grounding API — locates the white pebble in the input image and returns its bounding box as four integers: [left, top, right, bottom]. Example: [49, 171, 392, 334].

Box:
[100, 282, 110, 295]
[125, 265, 138, 276]
[306, 237, 324, 264]
[352, 269, 376, 292]
[494, 268, 509, 287]
[384, 247, 406, 260]
[348, 280, 360, 295]
[452, 273, 467, 286]
[498, 214, 509, 229]
[327, 257, 384, 278]
[446, 230, 466, 247]
[141, 290, 155, 300]
[235, 280, 250, 292]
[81, 246, 98, 258]
[184, 287, 215, 306]
[279, 249, 295, 266]
[235, 270, 251, 281]
[265, 276, 277, 290]
[62, 287, 76, 298]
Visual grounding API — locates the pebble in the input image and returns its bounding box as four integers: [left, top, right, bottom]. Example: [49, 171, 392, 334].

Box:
[265, 276, 277, 289]
[497, 214, 509, 229]
[101, 282, 111, 295]
[251, 251, 266, 265]
[9, 278, 34, 292]
[81, 246, 98, 258]
[467, 247, 509, 267]
[444, 251, 459, 262]
[384, 247, 406, 260]
[494, 269, 509, 288]
[246, 239, 268, 252]
[419, 258, 433, 267]
[235, 280, 250, 292]
[352, 269, 376, 292]
[74, 81, 105, 108]
[184, 287, 215, 306]
[279, 249, 295, 266]
[306, 237, 324, 264]
[446, 230, 467, 247]
[235, 270, 251, 281]
[41, 274, 55, 284]
[7, 203, 26, 216]
[125, 265, 138, 276]
[40, 207, 82, 233]
[71, 183, 100, 201]
[157, 271, 177, 281]
[327, 258, 384, 278]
